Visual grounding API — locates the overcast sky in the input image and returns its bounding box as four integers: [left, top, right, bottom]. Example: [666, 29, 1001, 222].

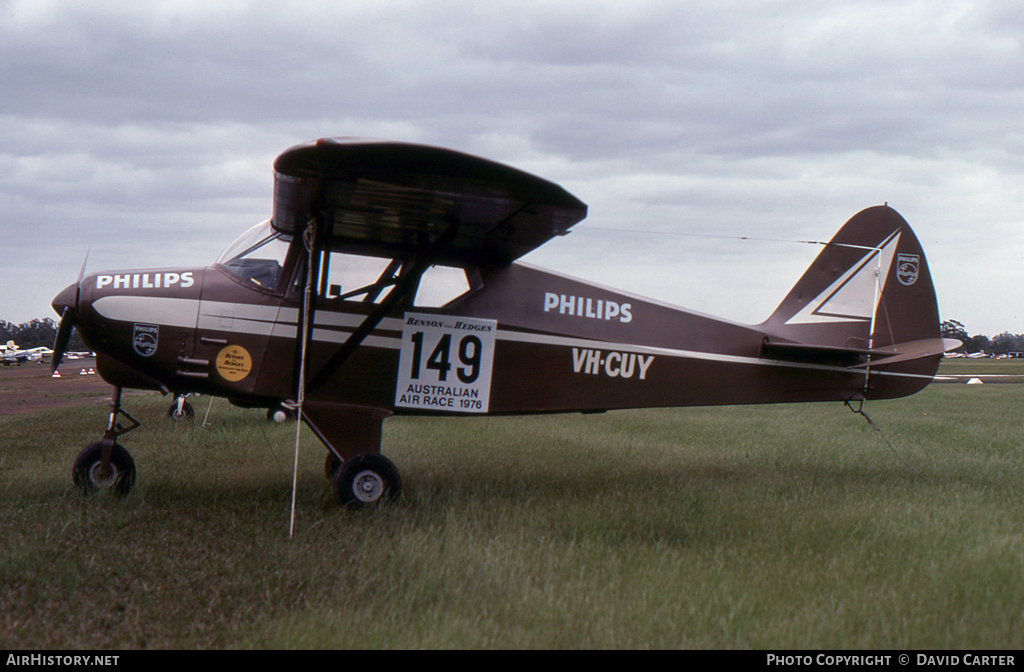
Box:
[2, 0, 1022, 337]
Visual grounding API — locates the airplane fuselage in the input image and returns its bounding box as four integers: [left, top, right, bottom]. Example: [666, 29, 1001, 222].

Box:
[65, 255, 935, 420]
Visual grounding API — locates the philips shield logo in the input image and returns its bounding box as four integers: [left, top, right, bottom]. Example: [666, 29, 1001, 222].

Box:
[133, 323, 159, 357]
[897, 254, 920, 286]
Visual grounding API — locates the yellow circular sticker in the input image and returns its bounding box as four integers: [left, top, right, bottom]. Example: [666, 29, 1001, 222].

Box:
[215, 345, 252, 382]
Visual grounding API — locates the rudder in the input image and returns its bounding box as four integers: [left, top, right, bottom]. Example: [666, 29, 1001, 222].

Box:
[759, 206, 956, 398]
[762, 205, 940, 351]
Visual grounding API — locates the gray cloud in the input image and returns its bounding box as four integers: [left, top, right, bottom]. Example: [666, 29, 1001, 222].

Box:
[1, 0, 1022, 335]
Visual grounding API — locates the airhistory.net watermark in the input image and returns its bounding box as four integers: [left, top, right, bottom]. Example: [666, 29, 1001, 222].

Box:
[6, 655, 119, 667]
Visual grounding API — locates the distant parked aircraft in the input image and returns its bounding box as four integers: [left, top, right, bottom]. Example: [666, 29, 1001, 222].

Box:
[1, 341, 52, 365]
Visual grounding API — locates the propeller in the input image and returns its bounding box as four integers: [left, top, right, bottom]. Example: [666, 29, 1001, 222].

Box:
[51, 247, 89, 373]
[51, 306, 76, 372]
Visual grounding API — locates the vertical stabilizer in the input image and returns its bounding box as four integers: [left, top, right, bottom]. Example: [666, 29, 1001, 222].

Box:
[762, 205, 941, 353]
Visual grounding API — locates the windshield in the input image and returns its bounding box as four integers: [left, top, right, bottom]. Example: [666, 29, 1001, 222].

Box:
[216, 220, 292, 290]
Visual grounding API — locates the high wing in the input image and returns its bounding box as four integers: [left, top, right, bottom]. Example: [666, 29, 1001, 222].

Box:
[271, 138, 588, 267]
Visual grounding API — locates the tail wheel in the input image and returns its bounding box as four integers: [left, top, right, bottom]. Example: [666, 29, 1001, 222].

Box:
[72, 441, 136, 497]
[332, 454, 401, 508]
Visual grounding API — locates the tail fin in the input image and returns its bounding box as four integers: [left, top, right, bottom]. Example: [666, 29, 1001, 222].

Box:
[761, 205, 957, 397]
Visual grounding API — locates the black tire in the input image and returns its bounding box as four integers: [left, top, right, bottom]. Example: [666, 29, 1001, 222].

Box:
[72, 441, 136, 497]
[332, 454, 401, 507]
[267, 406, 293, 423]
[167, 400, 194, 421]
[324, 452, 342, 479]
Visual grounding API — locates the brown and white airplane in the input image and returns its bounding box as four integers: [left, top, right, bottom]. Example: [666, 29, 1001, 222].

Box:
[50, 138, 959, 505]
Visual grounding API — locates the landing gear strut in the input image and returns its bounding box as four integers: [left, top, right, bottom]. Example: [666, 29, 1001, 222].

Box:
[302, 401, 401, 507]
[72, 386, 139, 497]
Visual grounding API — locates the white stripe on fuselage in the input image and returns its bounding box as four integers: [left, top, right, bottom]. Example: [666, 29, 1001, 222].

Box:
[91, 296, 933, 381]
[197, 300, 281, 336]
[93, 296, 201, 329]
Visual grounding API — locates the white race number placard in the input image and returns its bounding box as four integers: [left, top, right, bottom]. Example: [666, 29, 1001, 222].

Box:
[395, 312, 497, 413]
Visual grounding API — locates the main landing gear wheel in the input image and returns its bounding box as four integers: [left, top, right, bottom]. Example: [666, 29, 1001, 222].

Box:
[167, 399, 194, 421]
[72, 441, 136, 497]
[332, 454, 401, 508]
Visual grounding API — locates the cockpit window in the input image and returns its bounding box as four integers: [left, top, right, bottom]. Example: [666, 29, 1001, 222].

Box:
[217, 220, 291, 290]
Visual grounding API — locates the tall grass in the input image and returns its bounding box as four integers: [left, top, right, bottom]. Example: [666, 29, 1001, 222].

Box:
[1, 384, 1022, 649]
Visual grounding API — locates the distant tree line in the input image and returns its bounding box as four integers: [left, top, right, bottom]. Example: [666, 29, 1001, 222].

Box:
[0, 318, 86, 350]
[941, 319, 1024, 355]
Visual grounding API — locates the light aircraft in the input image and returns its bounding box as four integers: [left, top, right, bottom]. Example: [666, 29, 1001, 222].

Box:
[0, 340, 17, 363]
[2, 342, 51, 365]
[50, 138, 959, 504]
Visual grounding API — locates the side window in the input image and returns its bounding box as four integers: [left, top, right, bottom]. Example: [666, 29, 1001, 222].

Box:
[317, 254, 477, 307]
[322, 253, 398, 304]
[413, 265, 473, 307]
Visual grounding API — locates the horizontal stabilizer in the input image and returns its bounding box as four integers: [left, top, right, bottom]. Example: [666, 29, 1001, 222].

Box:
[847, 338, 962, 369]
[760, 337, 961, 369]
[760, 337, 896, 367]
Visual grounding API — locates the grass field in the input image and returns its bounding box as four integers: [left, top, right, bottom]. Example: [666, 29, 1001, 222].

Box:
[1, 366, 1022, 649]
[938, 358, 1024, 378]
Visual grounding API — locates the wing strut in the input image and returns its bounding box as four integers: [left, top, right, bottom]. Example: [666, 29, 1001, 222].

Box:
[306, 218, 461, 390]
[289, 215, 460, 529]
[289, 221, 318, 539]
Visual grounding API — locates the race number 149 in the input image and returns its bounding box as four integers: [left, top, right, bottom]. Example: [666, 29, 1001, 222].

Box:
[395, 313, 497, 413]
